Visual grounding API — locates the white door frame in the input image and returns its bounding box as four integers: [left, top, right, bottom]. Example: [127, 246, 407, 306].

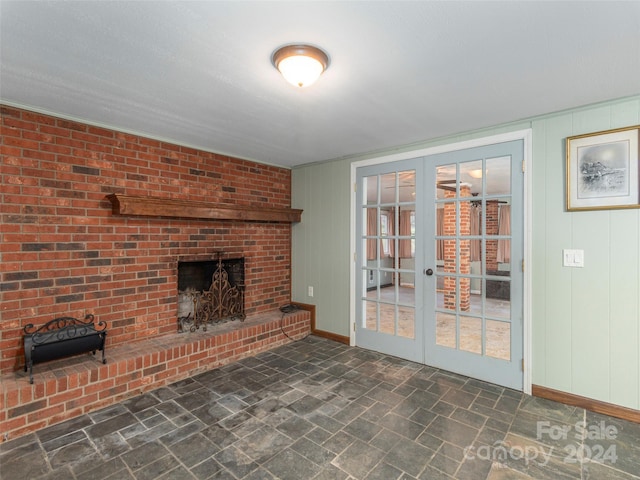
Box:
[350, 129, 533, 394]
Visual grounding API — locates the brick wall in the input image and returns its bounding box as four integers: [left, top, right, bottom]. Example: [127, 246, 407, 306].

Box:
[0, 106, 295, 375]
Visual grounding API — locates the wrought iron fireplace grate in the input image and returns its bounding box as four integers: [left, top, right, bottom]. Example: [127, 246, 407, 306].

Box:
[178, 254, 245, 332]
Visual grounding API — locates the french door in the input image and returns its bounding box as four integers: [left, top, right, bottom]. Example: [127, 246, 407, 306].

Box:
[355, 158, 425, 362]
[356, 140, 524, 390]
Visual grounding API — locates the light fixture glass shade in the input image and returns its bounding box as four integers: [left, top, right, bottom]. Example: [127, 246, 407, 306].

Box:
[272, 45, 329, 88]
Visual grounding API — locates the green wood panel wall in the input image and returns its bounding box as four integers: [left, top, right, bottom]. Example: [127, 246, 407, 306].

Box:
[536, 114, 575, 391]
[292, 160, 351, 336]
[609, 210, 639, 408]
[531, 98, 640, 409]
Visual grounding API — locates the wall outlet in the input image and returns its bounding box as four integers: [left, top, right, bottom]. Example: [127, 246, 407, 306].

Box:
[308, 286, 314, 297]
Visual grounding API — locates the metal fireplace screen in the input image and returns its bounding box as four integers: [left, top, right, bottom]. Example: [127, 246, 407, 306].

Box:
[177, 256, 245, 332]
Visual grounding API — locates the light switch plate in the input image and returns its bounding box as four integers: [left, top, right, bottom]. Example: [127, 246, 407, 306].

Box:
[563, 249, 584, 267]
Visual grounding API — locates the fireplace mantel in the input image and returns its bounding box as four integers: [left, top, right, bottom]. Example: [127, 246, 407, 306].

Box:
[106, 194, 302, 223]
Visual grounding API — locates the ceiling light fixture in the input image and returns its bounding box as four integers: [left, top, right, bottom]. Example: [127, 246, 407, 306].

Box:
[468, 169, 484, 179]
[272, 44, 329, 88]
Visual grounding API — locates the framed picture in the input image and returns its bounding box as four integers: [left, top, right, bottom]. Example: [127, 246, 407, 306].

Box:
[566, 125, 640, 211]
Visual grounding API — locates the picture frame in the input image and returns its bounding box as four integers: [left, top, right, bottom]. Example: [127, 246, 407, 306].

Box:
[566, 125, 640, 211]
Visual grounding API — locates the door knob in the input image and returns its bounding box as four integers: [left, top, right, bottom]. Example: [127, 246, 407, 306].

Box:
[424, 268, 434, 276]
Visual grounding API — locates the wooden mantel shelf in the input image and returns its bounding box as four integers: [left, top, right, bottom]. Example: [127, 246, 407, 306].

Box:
[106, 194, 302, 223]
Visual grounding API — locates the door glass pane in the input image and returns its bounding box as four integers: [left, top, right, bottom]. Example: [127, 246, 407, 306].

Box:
[486, 238, 499, 273]
[380, 210, 391, 257]
[398, 205, 415, 261]
[398, 170, 416, 203]
[459, 201, 476, 237]
[459, 240, 471, 273]
[473, 238, 484, 276]
[436, 207, 444, 262]
[399, 270, 415, 339]
[436, 312, 456, 348]
[497, 221, 511, 263]
[458, 276, 471, 312]
[364, 299, 378, 331]
[437, 164, 457, 198]
[381, 172, 396, 204]
[460, 316, 482, 355]
[378, 281, 395, 302]
[362, 238, 378, 268]
[398, 306, 415, 339]
[442, 201, 457, 235]
[365, 175, 378, 205]
[398, 271, 415, 303]
[439, 276, 456, 311]
[380, 303, 395, 335]
[486, 156, 511, 196]
[361, 268, 368, 291]
[461, 160, 483, 197]
[470, 239, 483, 297]
[486, 279, 510, 320]
[468, 290, 482, 316]
[486, 320, 510, 360]
[364, 207, 378, 262]
[443, 239, 457, 273]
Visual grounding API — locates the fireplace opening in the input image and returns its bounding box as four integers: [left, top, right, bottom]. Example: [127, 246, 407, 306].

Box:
[177, 254, 245, 332]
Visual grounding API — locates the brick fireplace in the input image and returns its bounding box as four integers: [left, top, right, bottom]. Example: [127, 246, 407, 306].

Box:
[0, 106, 310, 441]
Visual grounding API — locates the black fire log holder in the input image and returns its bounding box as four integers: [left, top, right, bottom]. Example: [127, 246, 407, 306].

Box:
[23, 314, 107, 384]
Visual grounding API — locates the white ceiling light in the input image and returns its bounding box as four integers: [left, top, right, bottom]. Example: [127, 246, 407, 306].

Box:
[272, 44, 330, 88]
[468, 169, 484, 179]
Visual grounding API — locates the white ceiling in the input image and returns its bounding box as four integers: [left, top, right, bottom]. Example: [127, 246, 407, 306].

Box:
[2, 1, 639, 169]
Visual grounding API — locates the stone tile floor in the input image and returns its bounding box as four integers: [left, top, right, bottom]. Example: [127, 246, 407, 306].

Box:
[1, 336, 639, 479]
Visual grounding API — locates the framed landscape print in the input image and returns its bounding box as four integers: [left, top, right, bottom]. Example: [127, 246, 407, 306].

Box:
[566, 125, 640, 211]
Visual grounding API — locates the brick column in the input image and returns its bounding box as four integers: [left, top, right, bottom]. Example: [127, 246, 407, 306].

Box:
[443, 192, 456, 310]
[443, 186, 471, 311]
[458, 186, 471, 311]
[485, 200, 500, 273]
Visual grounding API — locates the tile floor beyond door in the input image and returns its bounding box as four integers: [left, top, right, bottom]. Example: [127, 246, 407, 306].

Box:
[1, 336, 639, 480]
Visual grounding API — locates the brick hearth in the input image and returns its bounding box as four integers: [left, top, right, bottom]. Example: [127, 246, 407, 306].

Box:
[1, 310, 310, 441]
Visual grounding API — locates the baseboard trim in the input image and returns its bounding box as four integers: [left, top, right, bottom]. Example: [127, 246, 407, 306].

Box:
[293, 302, 350, 345]
[532, 384, 640, 424]
[312, 329, 350, 345]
